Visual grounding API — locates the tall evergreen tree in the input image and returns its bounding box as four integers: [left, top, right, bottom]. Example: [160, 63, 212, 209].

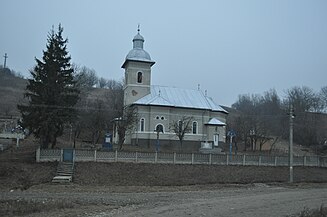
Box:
[18, 24, 79, 148]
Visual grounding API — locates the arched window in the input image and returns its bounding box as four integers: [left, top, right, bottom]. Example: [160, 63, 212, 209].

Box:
[140, 118, 145, 132]
[178, 120, 183, 132]
[155, 124, 164, 133]
[192, 121, 197, 134]
[137, 72, 142, 83]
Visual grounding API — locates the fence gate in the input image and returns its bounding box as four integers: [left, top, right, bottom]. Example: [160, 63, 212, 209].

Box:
[63, 149, 74, 162]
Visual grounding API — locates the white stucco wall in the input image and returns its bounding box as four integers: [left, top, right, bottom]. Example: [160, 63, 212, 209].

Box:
[124, 105, 227, 145]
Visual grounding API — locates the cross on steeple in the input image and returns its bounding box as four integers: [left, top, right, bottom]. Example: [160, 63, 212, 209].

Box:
[137, 24, 140, 33]
[3, 53, 8, 69]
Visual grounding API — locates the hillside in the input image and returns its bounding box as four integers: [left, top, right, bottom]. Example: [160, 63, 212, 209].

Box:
[0, 68, 27, 117]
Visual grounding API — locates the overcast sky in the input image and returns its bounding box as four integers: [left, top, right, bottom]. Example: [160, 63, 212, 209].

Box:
[1, 0, 326, 106]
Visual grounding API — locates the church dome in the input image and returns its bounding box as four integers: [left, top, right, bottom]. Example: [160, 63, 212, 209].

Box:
[122, 28, 155, 68]
[125, 29, 152, 61]
[126, 48, 152, 61]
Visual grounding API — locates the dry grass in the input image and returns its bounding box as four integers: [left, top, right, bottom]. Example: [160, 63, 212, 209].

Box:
[290, 205, 327, 217]
[0, 199, 75, 216]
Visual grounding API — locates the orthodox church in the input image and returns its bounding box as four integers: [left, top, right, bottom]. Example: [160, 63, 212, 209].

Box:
[117, 28, 228, 152]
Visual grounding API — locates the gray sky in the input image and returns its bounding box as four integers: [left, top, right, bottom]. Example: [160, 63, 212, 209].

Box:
[1, 0, 327, 106]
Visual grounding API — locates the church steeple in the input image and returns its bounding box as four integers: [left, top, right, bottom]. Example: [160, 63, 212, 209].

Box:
[122, 27, 155, 106]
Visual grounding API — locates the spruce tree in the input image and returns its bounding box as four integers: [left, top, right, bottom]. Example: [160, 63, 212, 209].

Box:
[18, 24, 79, 148]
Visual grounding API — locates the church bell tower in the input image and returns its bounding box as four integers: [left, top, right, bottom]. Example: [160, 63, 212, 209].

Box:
[122, 27, 155, 106]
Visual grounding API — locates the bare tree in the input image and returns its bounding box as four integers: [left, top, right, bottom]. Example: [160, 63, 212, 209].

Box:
[284, 86, 325, 147]
[115, 106, 138, 150]
[170, 116, 193, 150]
[74, 66, 98, 90]
[285, 86, 323, 113]
[320, 86, 327, 111]
[231, 90, 283, 152]
[98, 77, 107, 88]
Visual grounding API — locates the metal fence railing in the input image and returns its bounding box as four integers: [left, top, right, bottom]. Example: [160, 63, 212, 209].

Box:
[36, 148, 327, 168]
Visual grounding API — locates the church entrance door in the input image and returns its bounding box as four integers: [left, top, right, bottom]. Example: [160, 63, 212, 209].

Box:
[213, 134, 219, 147]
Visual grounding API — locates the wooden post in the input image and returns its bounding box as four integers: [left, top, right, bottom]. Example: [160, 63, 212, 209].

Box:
[303, 156, 306, 166]
[258, 156, 262, 166]
[226, 154, 229, 165]
[275, 156, 277, 166]
[135, 152, 138, 163]
[115, 150, 118, 162]
[191, 153, 194, 164]
[173, 153, 176, 164]
[155, 152, 158, 163]
[94, 150, 97, 162]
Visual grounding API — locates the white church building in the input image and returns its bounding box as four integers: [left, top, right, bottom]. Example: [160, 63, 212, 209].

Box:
[118, 29, 228, 152]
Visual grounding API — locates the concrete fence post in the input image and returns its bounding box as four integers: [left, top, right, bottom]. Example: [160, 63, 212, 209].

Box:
[36, 148, 40, 162]
[275, 156, 277, 166]
[135, 152, 138, 163]
[226, 154, 229, 165]
[16, 138, 20, 148]
[242, 155, 246, 166]
[303, 156, 306, 166]
[94, 150, 97, 162]
[115, 150, 118, 162]
[60, 149, 63, 162]
[209, 154, 212, 165]
[155, 152, 158, 163]
[258, 156, 262, 166]
[191, 153, 194, 164]
[173, 153, 176, 164]
[317, 156, 320, 167]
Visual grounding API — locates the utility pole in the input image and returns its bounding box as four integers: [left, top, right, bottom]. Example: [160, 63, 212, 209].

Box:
[3, 53, 8, 68]
[289, 103, 294, 183]
[227, 130, 236, 161]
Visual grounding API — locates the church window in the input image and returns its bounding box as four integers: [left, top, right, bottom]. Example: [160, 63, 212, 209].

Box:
[137, 72, 142, 83]
[192, 121, 198, 134]
[155, 124, 164, 133]
[178, 120, 183, 132]
[140, 118, 145, 132]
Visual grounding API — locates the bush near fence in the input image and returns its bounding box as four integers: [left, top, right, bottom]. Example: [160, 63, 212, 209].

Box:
[36, 148, 327, 167]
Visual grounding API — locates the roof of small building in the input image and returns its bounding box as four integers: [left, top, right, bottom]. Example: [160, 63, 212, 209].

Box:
[134, 85, 228, 113]
[206, 118, 226, 126]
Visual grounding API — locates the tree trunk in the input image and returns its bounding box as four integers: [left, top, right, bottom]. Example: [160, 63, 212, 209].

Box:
[243, 133, 247, 151]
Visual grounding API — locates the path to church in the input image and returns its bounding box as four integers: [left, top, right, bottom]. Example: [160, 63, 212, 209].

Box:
[1, 184, 326, 217]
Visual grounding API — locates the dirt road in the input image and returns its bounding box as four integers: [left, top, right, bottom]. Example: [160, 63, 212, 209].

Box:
[104, 184, 327, 217]
[1, 184, 326, 217]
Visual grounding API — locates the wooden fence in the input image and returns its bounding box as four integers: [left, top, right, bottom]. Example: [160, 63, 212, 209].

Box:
[36, 148, 327, 167]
